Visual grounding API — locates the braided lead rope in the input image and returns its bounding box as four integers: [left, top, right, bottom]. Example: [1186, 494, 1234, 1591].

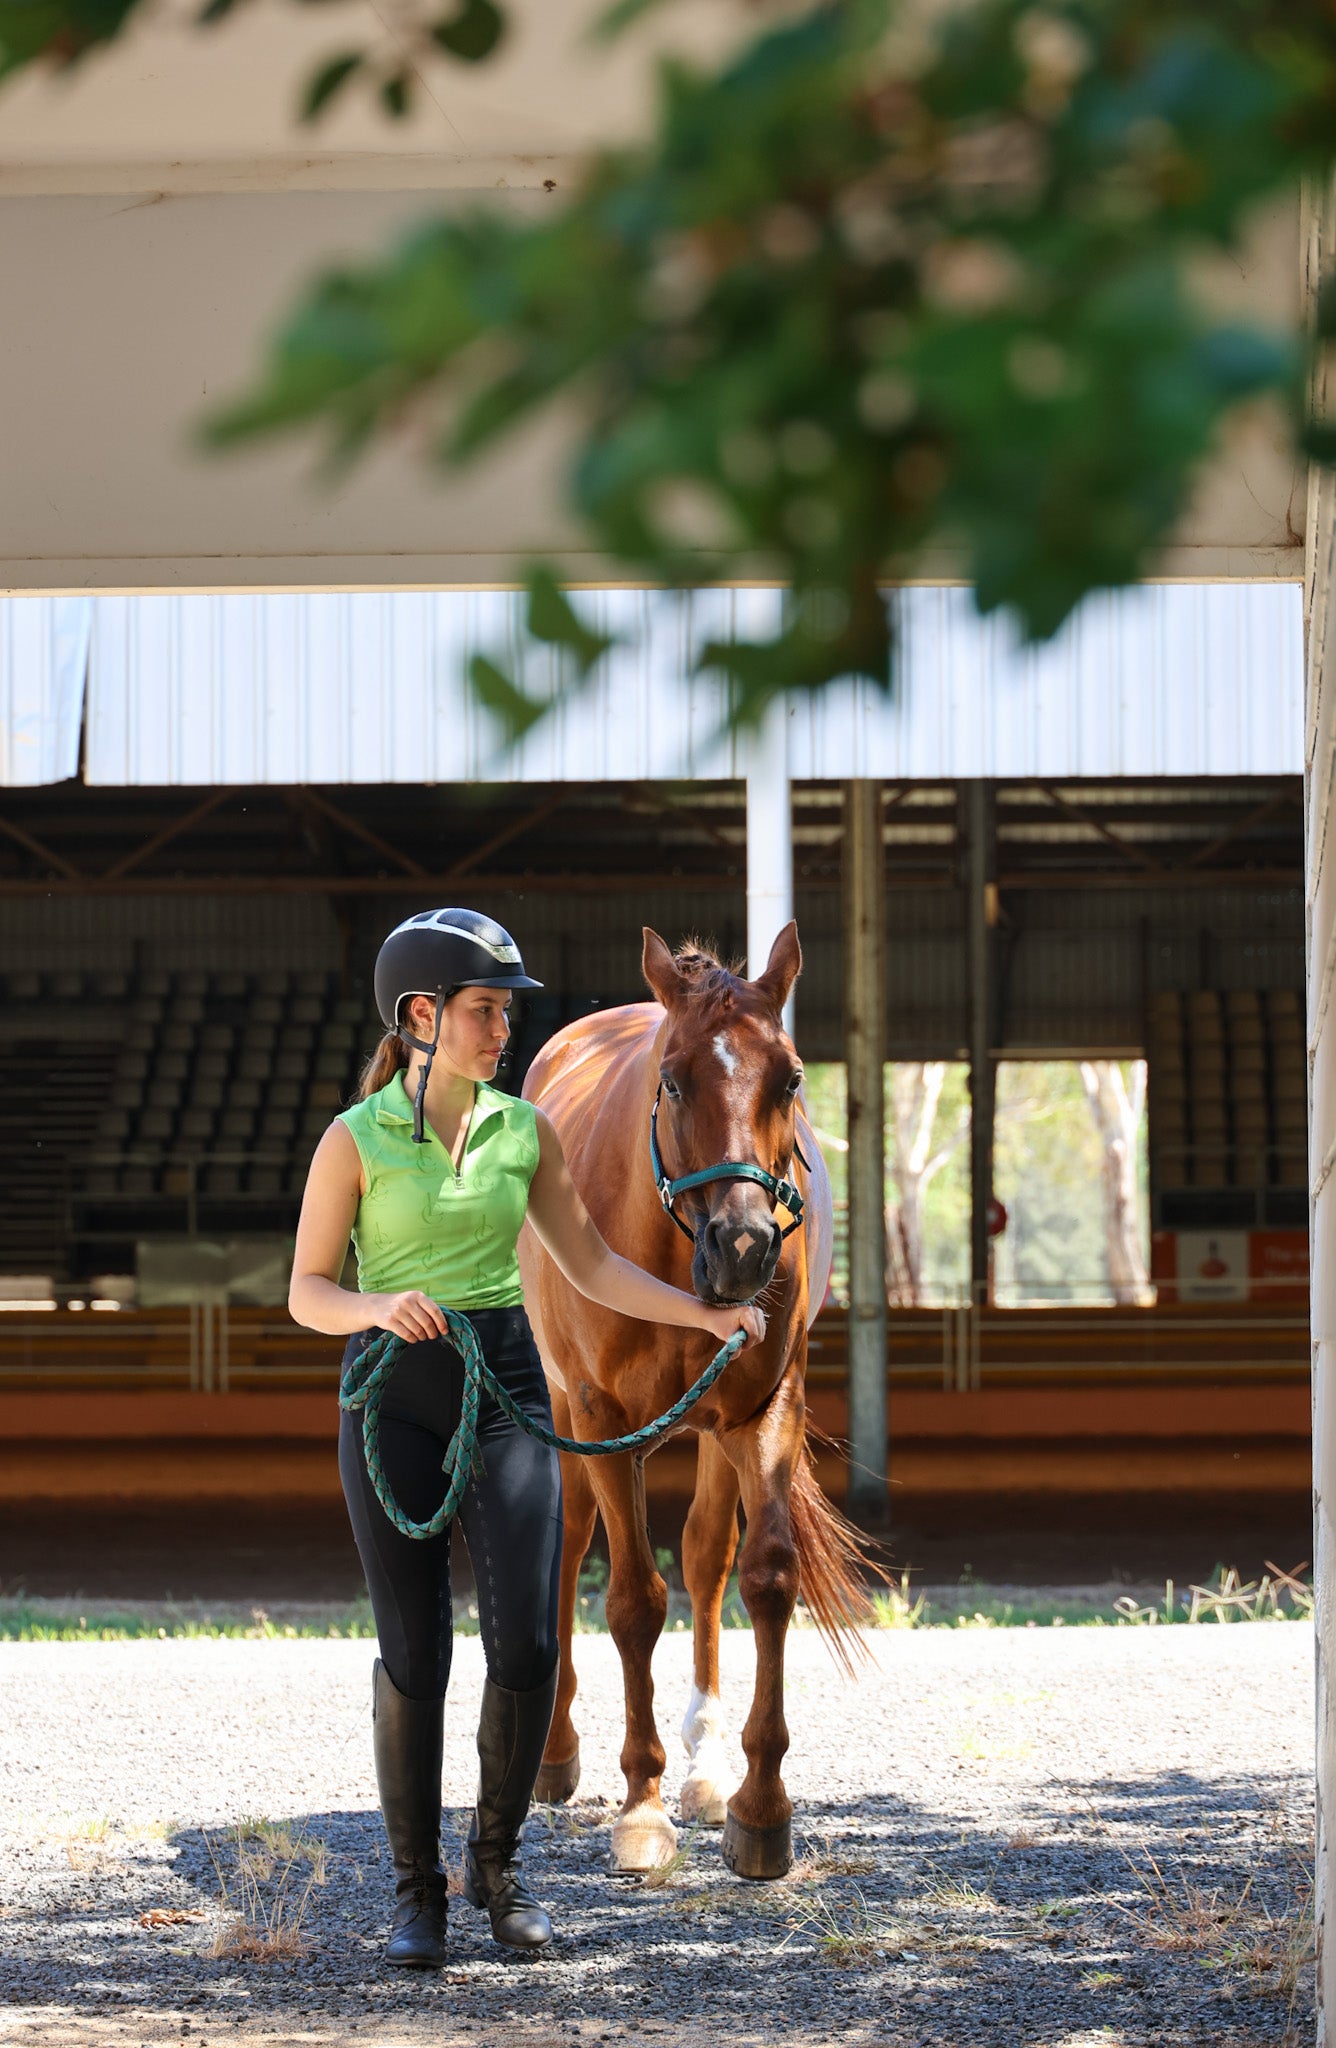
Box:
[339, 1307, 747, 1542]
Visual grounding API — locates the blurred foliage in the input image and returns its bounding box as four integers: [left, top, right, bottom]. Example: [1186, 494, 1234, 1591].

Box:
[0, 0, 504, 95]
[804, 1059, 971, 1305]
[5, 0, 1336, 724]
[808, 1055, 1149, 1305]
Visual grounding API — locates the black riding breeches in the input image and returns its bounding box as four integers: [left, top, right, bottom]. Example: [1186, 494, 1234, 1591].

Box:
[338, 1306, 563, 1703]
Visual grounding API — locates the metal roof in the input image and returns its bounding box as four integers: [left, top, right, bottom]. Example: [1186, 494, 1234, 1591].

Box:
[0, 582, 1303, 788]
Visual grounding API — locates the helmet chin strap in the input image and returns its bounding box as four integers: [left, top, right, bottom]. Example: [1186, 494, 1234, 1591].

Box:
[398, 990, 448, 1145]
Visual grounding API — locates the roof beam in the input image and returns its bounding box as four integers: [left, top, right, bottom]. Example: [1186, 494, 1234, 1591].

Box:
[0, 810, 84, 881]
[101, 785, 233, 880]
[444, 788, 574, 882]
[296, 788, 428, 879]
[1036, 783, 1165, 872]
[1182, 787, 1301, 869]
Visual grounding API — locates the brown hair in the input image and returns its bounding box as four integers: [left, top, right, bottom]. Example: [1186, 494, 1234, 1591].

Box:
[358, 1028, 410, 1100]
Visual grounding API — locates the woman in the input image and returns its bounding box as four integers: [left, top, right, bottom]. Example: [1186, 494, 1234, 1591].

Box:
[289, 907, 763, 1969]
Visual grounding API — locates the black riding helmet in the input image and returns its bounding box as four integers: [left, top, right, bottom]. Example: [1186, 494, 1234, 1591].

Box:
[374, 909, 542, 1143]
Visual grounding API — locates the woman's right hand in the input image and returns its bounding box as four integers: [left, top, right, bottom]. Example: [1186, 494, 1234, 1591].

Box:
[370, 1290, 450, 1343]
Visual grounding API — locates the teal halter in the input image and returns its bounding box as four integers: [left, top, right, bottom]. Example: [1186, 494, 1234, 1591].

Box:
[649, 1086, 809, 1244]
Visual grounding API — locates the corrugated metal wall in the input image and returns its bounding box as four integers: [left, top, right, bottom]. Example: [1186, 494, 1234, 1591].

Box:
[0, 596, 89, 786]
[74, 583, 1303, 787]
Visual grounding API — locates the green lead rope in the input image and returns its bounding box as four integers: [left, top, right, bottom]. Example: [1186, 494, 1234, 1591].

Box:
[339, 1307, 747, 1542]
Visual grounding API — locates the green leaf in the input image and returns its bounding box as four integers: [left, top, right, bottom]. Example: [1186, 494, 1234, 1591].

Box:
[468, 655, 547, 742]
[300, 51, 362, 122]
[525, 566, 616, 677]
[431, 0, 504, 63]
[592, 0, 672, 43]
[380, 69, 411, 118]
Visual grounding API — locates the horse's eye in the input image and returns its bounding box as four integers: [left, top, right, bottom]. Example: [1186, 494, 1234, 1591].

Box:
[661, 1075, 681, 1101]
[784, 1071, 804, 1098]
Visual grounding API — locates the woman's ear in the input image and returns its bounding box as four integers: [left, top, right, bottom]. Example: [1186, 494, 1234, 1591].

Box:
[403, 993, 435, 1039]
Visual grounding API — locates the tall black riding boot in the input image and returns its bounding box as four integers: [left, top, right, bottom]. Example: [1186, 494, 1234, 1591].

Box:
[463, 1666, 559, 1951]
[371, 1657, 448, 1968]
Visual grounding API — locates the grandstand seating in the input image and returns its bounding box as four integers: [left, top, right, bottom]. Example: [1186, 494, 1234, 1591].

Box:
[0, 967, 385, 1283]
[1147, 985, 1308, 1204]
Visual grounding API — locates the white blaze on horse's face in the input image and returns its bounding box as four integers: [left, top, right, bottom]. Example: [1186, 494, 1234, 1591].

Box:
[711, 1032, 738, 1079]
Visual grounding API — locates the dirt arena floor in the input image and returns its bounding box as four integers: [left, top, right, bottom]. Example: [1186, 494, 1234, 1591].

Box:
[0, 1623, 1314, 2048]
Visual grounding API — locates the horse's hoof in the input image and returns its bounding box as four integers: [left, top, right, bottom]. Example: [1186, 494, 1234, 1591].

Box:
[722, 1811, 793, 1881]
[610, 1803, 678, 1873]
[534, 1745, 581, 1805]
[679, 1775, 729, 1826]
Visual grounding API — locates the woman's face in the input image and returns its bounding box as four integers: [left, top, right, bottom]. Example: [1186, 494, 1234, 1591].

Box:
[406, 989, 511, 1083]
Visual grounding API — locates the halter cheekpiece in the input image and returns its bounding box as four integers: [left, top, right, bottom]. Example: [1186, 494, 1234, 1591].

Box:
[649, 1086, 809, 1243]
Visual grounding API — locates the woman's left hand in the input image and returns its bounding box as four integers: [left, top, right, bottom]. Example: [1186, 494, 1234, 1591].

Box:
[703, 1303, 767, 1352]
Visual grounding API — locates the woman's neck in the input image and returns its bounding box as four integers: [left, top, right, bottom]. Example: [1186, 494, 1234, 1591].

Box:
[404, 1055, 476, 1125]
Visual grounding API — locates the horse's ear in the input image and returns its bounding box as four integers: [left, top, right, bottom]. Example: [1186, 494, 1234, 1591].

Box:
[642, 927, 682, 1009]
[754, 921, 802, 1014]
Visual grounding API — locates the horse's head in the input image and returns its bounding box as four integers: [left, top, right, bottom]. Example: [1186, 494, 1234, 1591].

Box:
[641, 923, 805, 1307]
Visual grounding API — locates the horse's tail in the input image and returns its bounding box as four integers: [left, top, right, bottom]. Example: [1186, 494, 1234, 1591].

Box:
[789, 1429, 888, 1676]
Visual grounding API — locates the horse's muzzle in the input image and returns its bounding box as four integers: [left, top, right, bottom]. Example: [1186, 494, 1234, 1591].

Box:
[693, 1211, 783, 1306]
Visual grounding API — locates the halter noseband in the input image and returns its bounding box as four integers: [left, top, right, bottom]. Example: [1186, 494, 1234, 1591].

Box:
[649, 1086, 810, 1244]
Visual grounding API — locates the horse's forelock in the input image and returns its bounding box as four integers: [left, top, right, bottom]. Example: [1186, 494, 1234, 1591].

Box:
[671, 939, 748, 1000]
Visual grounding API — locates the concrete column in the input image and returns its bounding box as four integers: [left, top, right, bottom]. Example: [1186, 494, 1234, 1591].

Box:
[843, 779, 889, 1529]
[966, 780, 997, 1313]
[746, 705, 794, 1034]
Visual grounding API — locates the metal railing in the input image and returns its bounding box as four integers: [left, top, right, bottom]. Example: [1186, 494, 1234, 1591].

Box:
[0, 1286, 1308, 1397]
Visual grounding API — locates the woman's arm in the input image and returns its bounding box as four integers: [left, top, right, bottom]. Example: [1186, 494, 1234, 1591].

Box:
[525, 1110, 766, 1350]
[288, 1123, 450, 1343]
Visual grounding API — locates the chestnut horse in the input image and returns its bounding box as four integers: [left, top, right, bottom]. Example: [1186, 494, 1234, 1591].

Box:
[517, 923, 870, 1880]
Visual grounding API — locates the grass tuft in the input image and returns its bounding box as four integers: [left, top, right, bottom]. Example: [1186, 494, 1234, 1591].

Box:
[205, 1816, 329, 1962]
[640, 1820, 703, 1890]
[779, 1884, 906, 1965]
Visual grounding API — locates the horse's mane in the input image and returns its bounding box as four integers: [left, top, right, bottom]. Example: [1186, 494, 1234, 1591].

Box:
[671, 938, 747, 1005]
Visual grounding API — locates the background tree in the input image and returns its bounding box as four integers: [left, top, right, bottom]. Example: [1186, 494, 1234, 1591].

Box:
[885, 1061, 968, 1306]
[1080, 1057, 1152, 1306]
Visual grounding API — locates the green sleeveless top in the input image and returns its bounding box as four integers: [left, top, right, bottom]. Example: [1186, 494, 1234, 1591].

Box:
[338, 1074, 541, 1311]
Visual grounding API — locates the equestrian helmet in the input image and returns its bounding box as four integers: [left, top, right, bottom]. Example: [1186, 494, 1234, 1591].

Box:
[374, 908, 542, 1030]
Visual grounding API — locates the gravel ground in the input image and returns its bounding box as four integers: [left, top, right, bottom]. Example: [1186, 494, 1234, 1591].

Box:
[0, 1626, 1314, 2047]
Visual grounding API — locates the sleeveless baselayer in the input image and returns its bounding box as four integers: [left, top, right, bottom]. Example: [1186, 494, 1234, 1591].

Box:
[338, 1072, 540, 1308]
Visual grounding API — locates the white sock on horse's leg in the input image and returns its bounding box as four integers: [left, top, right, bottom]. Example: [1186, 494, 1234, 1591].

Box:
[679, 1683, 731, 1826]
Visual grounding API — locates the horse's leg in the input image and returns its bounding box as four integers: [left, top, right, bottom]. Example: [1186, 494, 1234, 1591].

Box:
[718, 1387, 804, 1881]
[589, 1449, 677, 1872]
[679, 1433, 740, 1826]
[534, 1385, 596, 1804]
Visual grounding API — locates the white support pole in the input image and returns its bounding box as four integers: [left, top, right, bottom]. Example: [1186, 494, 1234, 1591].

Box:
[746, 704, 794, 1035]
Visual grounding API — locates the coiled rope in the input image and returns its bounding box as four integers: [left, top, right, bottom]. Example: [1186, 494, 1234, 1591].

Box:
[339, 1307, 747, 1541]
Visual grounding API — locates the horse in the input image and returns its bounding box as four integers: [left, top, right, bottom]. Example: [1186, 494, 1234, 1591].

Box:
[517, 921, 872, 1880]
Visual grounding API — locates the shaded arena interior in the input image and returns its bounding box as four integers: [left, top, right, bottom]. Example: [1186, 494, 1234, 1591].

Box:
[0, 772, 1310, 1601]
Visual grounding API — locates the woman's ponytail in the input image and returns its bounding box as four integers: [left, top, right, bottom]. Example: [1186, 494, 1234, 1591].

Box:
[358, 1028, 409, 1100]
